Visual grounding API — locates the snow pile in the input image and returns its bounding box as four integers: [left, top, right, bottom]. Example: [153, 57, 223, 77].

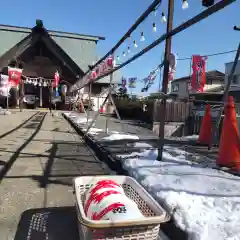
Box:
[64, 112, 120, 136]
[117, 142, 240, 240]
[64, 112, 93, 126]
[75, 118, 93, 124]
[82, 127, 103, 135]
[181, 135, 199, 140]
[167, 135, 199, 142]
[101, 133, 139, 141]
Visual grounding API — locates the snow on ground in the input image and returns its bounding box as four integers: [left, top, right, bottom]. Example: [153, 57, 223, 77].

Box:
[64, 112, 120, 136]
[101, 133, 139, 141]
[81, 127, 103, 135]
[168, 135, 199, 142]
[181, 135, 199, 141]
[117, 142, 240, 240]
[64, 112, 240, 239]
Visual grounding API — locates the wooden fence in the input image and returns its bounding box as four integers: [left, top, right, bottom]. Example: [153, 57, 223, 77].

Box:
[114, 100, 154, 123]
[153, 100, 192, 122]
[114, 99, 239, 140]
[185, 115, 223, 136]
[114, 99, 193, 123]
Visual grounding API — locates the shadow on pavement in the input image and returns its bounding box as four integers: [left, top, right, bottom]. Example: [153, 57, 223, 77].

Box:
[31, 140, 108, 189]
[0, 112, 47, 181]
[39, 142, 58, 188]
[0, 112, 39, 140]
[14, 207, 79, 240]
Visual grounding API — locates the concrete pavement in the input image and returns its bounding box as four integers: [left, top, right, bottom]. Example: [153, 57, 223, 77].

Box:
[0, 110, 110, 240]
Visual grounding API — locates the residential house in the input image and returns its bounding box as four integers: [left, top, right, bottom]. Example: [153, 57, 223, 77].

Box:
[224, 60, 240, 101]
[168, 70, 225, 100]
[191, 61, 240, 104]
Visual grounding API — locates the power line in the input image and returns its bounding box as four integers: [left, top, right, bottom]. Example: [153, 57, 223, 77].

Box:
[72, 0, 234, 91]
[177, 49, 237, 61]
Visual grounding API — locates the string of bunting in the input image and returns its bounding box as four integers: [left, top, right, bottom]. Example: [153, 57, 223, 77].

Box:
[115, 0, 189, 63]
[120, 51, 177, 92]
[73, 55, 115, 90]
[7, 66, 61, 88]
[71, 0, 189, 91]
[22, 76, 53, 87]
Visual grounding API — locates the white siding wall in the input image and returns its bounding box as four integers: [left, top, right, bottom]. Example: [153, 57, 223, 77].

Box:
[170, 80, 189, 99]
[170, 77, 224, 99]
[225, 60, 240, 91]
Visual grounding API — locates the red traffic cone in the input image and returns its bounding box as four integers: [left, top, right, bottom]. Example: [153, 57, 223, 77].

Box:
[217, 96, 240, 170]
[198, 104, 212, 145]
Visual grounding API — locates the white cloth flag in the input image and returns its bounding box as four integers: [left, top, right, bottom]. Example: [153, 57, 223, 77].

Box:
[0, 74, 10, 97]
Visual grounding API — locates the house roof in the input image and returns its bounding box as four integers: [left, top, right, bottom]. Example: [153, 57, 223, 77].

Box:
[172, 70, 225, 83]
[0, 24, 105, 41]
[0, 23, 105, 75]
[225, 59, 240, 67]
[0, 26, 84, 79]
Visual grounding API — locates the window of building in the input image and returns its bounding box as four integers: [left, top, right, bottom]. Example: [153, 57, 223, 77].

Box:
[186, 82, 191, 91]
[232, 75, 238, 84]
[172, 84, 179, 92]
[228, 75, 238, 84]
[206, 77, 212, 85]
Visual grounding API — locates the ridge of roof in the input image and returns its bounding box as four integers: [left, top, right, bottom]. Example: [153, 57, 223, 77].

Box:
[225, 60, 240, 65]
[0, 24, 105, 41]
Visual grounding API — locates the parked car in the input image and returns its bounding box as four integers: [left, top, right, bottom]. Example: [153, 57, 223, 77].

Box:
[23, 94, 38, 109]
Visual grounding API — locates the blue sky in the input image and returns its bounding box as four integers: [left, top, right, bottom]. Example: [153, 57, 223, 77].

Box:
[1, 0, 239, 95]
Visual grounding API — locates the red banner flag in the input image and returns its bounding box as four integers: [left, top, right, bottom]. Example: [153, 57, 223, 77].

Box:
[53, 71, 60, 87]
[106, 55, 114, 68]
[90, 70, 97, 80]
[8, 67, 22, 86]
[191, 55, 207, 92]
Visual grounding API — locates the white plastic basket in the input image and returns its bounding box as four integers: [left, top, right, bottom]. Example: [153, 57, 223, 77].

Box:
[73, 175, 170, 240]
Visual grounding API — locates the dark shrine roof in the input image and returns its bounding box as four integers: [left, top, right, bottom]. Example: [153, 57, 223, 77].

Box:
[0, 23, 105, 80]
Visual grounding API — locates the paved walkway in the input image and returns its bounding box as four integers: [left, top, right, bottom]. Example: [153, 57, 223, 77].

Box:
[0, 110, 110, 240]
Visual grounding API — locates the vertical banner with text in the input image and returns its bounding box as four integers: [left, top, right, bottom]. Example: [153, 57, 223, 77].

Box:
[54, 71, 60, 97]
[191, 55, 207, 92]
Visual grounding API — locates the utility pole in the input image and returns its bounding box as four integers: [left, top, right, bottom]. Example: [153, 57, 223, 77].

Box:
[19, 78, 24, 112]
[234, 26, 240, 31]
[157, 0, 174, 161]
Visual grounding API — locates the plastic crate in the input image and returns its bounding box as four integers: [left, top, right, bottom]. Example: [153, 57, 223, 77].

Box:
[73, 175, 170, 240]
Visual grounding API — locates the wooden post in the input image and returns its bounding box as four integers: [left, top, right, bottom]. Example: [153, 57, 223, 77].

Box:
[87, 83, 92, 124]
[105, 68, 114, 134]
[157, 0, 174, 161]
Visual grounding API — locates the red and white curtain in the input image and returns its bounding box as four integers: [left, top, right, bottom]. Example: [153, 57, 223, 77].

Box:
[191, 55, 207, 92]
[0, 74, 11, 97]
